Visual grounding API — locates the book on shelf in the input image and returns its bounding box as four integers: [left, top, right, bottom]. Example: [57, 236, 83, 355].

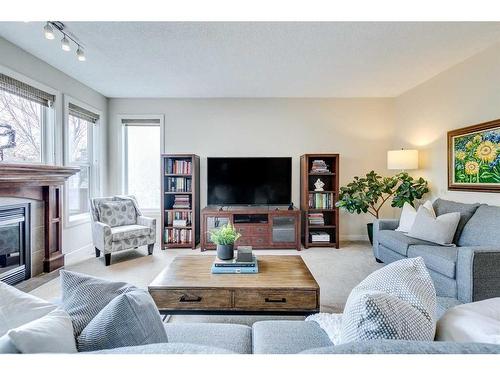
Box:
[310, 231, 331, 242]
[310, 160, 330, 174]
[213, 255, 257, 268]
[308, 192, 334, 209]
[166, 159, 192, 175]
[164, 228, 192, 244]
[166, 176, 192, 192]
[166, 211, 192, 226]
[308, 213, 325, 226]
[172, 195, 191, 209]
[172, 219, 188, 227]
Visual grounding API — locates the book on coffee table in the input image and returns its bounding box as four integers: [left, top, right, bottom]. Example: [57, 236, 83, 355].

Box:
[211, 256, 259, 274]
[211, 262, 259, 274]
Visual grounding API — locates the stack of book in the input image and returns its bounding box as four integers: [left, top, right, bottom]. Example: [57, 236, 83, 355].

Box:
[308, 192, 334, 209]
[211, 255, 259, 274]
[172, 195, 190, 209]
[166, 177, 192, 192]
[167, 159, 192, 174]
[310, 160, 330, 173]
[164, 228, 192, 244]
[166, 211, 192, 226]
[310, 231, 330, 243]
[308, 213, 325, 226]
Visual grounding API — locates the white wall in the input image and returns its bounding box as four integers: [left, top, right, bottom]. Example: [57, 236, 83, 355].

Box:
[108, 98, 396, 240]
[0, 37, 108, 266]
[394, 41, 500, 206]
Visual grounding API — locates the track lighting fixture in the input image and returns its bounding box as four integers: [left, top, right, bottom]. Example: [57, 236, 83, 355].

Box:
[43, 21, 87, 62]
[43, 22, 55, 40]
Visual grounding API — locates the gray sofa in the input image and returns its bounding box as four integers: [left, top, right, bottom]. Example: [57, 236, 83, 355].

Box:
[373, 198, 500, 315]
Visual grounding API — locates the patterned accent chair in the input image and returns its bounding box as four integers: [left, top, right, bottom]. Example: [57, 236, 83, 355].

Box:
[90, 196, 156, 266]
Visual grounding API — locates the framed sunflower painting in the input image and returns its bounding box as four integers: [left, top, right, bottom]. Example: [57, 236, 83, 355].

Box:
[448, 119, 500, 192]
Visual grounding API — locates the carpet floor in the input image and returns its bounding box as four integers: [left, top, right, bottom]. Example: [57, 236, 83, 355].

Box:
[27, 241, 381, 325]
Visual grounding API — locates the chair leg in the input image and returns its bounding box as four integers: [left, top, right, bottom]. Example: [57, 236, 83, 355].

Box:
[147, 244, 154, 255]
[95, 248, 101, 258]
[375, 258, 384, 264]
[105, 253, 111, 266]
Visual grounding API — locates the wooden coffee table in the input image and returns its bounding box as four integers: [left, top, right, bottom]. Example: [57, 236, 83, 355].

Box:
[148, 255, 320, 315]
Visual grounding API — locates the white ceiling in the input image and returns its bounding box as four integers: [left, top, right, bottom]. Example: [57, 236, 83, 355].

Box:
[1, 22, 500, 98]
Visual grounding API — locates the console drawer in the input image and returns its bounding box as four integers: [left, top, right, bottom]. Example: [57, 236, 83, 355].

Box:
[236, 235, 269, 247]
[234, 289, 317, 310]
[149, 289, 232, 310]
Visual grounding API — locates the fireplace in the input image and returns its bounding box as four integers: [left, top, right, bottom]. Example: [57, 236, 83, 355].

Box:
[0, 203, 30, 285]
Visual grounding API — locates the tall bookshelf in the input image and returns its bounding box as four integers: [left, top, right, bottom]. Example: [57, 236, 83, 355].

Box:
[161, 154, 200, 249]
[300, 154, 340, 249]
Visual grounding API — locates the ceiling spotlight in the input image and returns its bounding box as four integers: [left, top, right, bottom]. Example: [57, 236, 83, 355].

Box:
[61, 35, 71, 51]
[76, 46, 86, 61]
[43, 22, 55, 40]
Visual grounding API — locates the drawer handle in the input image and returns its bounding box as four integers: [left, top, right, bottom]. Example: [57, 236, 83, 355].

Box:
[179, 295, 202, 303]
[265, 297, 287, 303]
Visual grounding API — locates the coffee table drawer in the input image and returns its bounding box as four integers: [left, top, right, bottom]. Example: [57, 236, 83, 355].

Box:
[149, 289, 232, 310]
[234, 289, 317, 310]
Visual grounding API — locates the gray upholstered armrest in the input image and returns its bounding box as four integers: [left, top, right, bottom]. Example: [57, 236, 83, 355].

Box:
[456, 246, 500, 303]
[374, 219, 399, 232]
[137, 216, 156, 232]
[92, 221, 112, 252]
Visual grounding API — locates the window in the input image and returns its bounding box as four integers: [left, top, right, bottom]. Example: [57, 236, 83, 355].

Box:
[0, 73, 54, 163]
[65, 101, 99, 223]
[122, 118, 161, 210]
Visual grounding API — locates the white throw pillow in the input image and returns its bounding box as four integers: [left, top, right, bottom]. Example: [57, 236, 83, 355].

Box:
[436, 298, 500, 344]
[0, 281, 57, 336]
[7, 308, 77, 353]
[406, 206, 460, 246]
[395, 200, 434, 232]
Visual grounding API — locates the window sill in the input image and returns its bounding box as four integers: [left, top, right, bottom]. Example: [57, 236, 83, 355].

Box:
[66, 212, 91, 228]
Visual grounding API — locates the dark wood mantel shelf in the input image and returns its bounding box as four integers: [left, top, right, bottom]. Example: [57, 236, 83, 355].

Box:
[0, 163, 79, 273]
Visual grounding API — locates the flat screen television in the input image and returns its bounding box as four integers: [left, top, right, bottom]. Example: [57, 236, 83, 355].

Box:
[207, 157, 292, 205]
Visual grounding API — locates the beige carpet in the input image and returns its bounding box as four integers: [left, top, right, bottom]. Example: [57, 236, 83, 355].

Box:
[27, 241, 381, 325]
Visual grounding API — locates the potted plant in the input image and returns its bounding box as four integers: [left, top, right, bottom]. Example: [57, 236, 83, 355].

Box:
[209, 223, 241, 260]
[335, 171, 429, 244]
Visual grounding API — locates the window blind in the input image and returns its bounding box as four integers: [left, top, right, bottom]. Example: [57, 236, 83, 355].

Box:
[0, 73, 55, 107]
[121, 118, 161, 126]
[69, 103, 100, 123]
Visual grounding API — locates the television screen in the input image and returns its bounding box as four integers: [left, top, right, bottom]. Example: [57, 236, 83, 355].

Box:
[207, 157, 292, 205]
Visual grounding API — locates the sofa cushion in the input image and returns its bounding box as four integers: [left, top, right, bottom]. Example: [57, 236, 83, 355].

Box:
[110, 224, 150, 241]
[433, 199, 480, 244]
[436, 297, 463, 320]
[407, 245, 458, 279]
[299, 340, 500, 354]
[252, 321, 332, 354]
[77, 290, 168, 352]
[436, 297, 500, 344]
[98, 200, 137, 227]
[91, 342, 235, 354]
[165, 323, 252, 354]
[341, 257, 436, 343]
[458, 205, 500, 247]
[60, 270, 136, 336]
[377, 230, 435, 256]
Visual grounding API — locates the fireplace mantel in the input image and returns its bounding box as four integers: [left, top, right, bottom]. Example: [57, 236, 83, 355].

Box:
[0, 163, 79, 273]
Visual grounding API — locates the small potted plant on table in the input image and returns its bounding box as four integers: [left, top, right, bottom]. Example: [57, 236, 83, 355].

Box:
[335, 171, 429, 244]
[209, 223, 241, 260]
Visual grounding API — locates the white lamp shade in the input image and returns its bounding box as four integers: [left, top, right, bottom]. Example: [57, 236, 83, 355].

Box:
[387, 149, 419, 170]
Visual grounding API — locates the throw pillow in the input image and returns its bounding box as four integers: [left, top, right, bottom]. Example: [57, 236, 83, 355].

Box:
[406, 206, 460, 246]
[395, 200, 434, 232]
[340, 257, 436, 344]
[433, 198, 480, 244]
[60, 270, 136, 336]
[0, 281, 57, 336]
[7, 308, 77, 353]
[98, 200, 137, 227]
[436, 297, 500, 344]
[77, 289, 168, 352]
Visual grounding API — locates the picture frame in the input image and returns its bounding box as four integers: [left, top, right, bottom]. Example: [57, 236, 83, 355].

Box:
[448, 118, 500, 192]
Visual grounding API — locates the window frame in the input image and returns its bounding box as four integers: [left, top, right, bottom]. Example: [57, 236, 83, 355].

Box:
[63, 95, 101, 227]
[0, 65, 57, 164]
[118, 114, 165, 215]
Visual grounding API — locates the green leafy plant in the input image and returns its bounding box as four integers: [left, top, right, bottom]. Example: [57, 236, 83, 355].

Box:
[335, 171, 429, 219]
[209, 223, 241, 245]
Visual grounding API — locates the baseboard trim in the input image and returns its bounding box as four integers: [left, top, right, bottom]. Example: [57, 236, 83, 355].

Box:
[64, 243, 94, 266]
[340, 234, 369, 241]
